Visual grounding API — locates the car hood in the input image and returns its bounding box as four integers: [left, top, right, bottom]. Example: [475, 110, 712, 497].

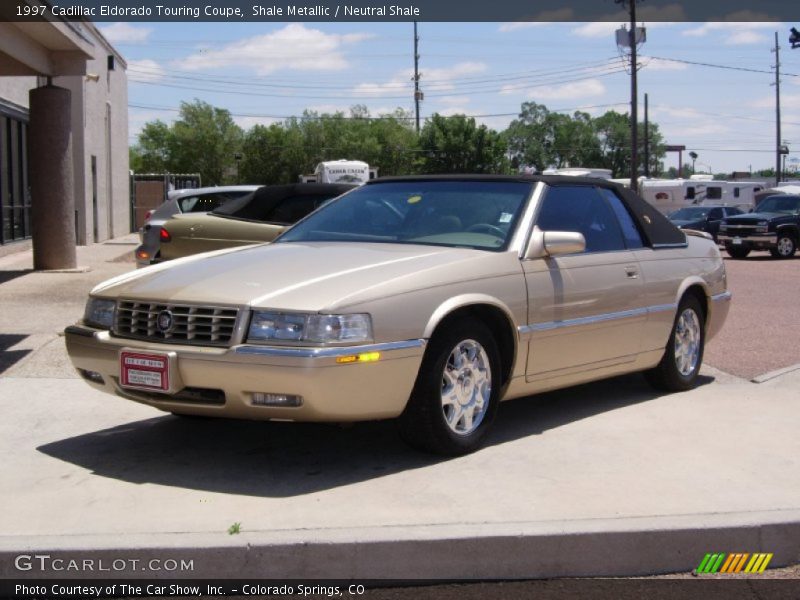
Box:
[92, 242, 516, 312]
[725, 211, 783, 222]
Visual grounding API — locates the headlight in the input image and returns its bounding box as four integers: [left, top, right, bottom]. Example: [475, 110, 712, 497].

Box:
[83, 297, 116, 329]
[756, 221, 769, 233]
[247, 311, 372, 344]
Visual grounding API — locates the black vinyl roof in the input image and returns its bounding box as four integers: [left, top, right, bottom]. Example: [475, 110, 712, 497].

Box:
[213, 183, 356, 221]
[367, 174, 686, 248]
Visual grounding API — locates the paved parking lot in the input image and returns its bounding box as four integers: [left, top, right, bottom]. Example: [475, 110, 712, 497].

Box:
[704, 252, 800, 380]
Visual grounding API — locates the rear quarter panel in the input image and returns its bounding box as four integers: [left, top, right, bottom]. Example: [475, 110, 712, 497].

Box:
[633, 236, 727, 352]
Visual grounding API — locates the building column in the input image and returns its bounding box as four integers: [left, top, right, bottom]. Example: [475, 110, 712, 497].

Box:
[29, 85, 77, 270]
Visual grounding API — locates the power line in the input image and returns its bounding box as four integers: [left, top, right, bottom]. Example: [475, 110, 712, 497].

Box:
[642, 55, 800, 78]
[128, 102, 629, 122]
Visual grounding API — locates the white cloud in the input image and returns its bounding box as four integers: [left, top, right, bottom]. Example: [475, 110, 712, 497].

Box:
[526, 78, 607, 101]
[99, 22, 152, 44]
[682, 19, 774, 45]
[751, 93, 800, 110]
[572, 22, 622, 39]
[127, 59, 166, 83]
[128, 109, 171, 141]
[353, 62, 487, 97]
[174, 24, 373, 75]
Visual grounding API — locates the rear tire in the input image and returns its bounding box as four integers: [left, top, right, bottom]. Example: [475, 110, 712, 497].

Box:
[645, 295, 705, 392]
[398, 317, 501, 455]
[769, 233, 796, 259]
[725, 244, 750, 259]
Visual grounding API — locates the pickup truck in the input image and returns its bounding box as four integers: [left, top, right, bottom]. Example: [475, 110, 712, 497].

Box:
[718, 194, 800, 259]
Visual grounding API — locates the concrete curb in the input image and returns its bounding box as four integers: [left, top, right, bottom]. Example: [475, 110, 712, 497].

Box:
[3, 511, 800, 580]
[751, 363, 800, 384]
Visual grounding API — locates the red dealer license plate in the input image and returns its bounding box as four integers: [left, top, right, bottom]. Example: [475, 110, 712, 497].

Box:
[120, 351, 170, 392]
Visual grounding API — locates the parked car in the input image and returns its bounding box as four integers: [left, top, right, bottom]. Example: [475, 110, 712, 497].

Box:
[668, 205, 744, 241]
[718, 194, 800, 259]
[66, 176, 731, 455]
[135, 186, 259, 267]
[157, 183, 356, 262]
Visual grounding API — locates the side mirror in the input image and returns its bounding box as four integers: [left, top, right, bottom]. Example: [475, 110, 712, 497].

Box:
[524, 228, 585, 259]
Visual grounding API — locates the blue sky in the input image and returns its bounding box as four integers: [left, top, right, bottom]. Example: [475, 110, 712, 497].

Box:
[100, 20, 800, 175]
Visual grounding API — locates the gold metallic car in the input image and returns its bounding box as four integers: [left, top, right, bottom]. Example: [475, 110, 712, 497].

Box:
[66, 176, 731, 455]
[157, 183, 355, 262]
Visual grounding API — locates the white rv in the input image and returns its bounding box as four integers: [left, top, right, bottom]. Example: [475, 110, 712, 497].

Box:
[639, 175, 767, 214]
[542, 167, 613, 180]
[300, 160, 375, 185]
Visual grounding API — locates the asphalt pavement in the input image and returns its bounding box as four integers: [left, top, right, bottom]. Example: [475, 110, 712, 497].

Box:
[0, 238, 798, 582]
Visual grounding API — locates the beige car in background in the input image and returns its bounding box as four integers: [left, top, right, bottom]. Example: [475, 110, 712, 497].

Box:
[66, 176, 731, 455]
[158, 183, 355, 262]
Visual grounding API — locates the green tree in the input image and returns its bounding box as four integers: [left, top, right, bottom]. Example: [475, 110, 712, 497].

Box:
[132, 120, 172, 173]
[169, 100, 244, 185]
[130, 100, 244, 185]
[417, 114, 509, 174]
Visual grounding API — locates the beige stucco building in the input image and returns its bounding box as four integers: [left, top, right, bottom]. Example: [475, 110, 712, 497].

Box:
[0, 13, 129, 266]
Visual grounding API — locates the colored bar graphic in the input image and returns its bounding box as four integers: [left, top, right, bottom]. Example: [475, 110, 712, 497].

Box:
[720, 554, 736, 573]
[733, 553, 749, 573]
[697, 553, 713, 572]
[697, 552, 773, 574]
[711, 553, 726, 573]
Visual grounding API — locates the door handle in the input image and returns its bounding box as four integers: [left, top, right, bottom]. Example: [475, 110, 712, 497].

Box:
[625, 266, 639, 279]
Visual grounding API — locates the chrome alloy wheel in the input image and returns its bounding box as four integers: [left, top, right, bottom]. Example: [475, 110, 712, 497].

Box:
[674, 308, 701, 376]
[776, 236, 795, 257]
[440, 339, 492, 435]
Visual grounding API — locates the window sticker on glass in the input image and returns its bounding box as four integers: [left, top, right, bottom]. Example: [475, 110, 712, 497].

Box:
[499, 212, 513, 223]
[407, 195, 422, 204]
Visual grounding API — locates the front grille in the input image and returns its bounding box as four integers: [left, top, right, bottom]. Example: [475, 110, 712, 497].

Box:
[723, 227, 756, 237]
[114, 300, 239, 346]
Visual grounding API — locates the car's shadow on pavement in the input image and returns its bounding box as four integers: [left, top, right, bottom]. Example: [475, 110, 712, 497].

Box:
[37, 373, 715, 498]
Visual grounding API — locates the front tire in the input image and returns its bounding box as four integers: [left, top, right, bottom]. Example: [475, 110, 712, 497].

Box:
[398, 317, 501, 455]
[645, 295, 705, 391]
[769, 233, 796, 259]
[725, 244, 750, 259]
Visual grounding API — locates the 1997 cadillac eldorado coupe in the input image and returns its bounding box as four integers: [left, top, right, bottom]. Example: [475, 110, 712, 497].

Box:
[66, 176, 731, 455]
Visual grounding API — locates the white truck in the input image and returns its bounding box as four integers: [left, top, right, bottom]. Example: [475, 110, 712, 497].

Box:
[299, 160, 376, 185]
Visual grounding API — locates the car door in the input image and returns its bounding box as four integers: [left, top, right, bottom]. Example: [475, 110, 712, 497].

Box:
[522, 185, 647, 380]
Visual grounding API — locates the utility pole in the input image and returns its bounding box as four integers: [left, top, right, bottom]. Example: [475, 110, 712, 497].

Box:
[616, 1, 642, 191]
[773, 31, 782, 183]
[629, 0, 639, 192]
[644, 92, 650, 177]
[413, 21, 421, 134]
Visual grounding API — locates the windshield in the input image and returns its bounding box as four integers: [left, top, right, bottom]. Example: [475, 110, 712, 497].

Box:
[756, 196, 800, 214]
[277, 181, 534, 251]
[669, 207, 710, 220]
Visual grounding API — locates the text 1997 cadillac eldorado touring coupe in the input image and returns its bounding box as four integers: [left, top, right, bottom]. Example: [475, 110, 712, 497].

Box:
[66, 176, 731, 455]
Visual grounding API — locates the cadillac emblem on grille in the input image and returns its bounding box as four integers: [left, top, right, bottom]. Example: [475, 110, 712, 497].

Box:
[156, 310, 174, 333]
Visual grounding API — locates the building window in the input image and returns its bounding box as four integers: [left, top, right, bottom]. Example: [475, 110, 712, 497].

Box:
[0, 107, 30, 245]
